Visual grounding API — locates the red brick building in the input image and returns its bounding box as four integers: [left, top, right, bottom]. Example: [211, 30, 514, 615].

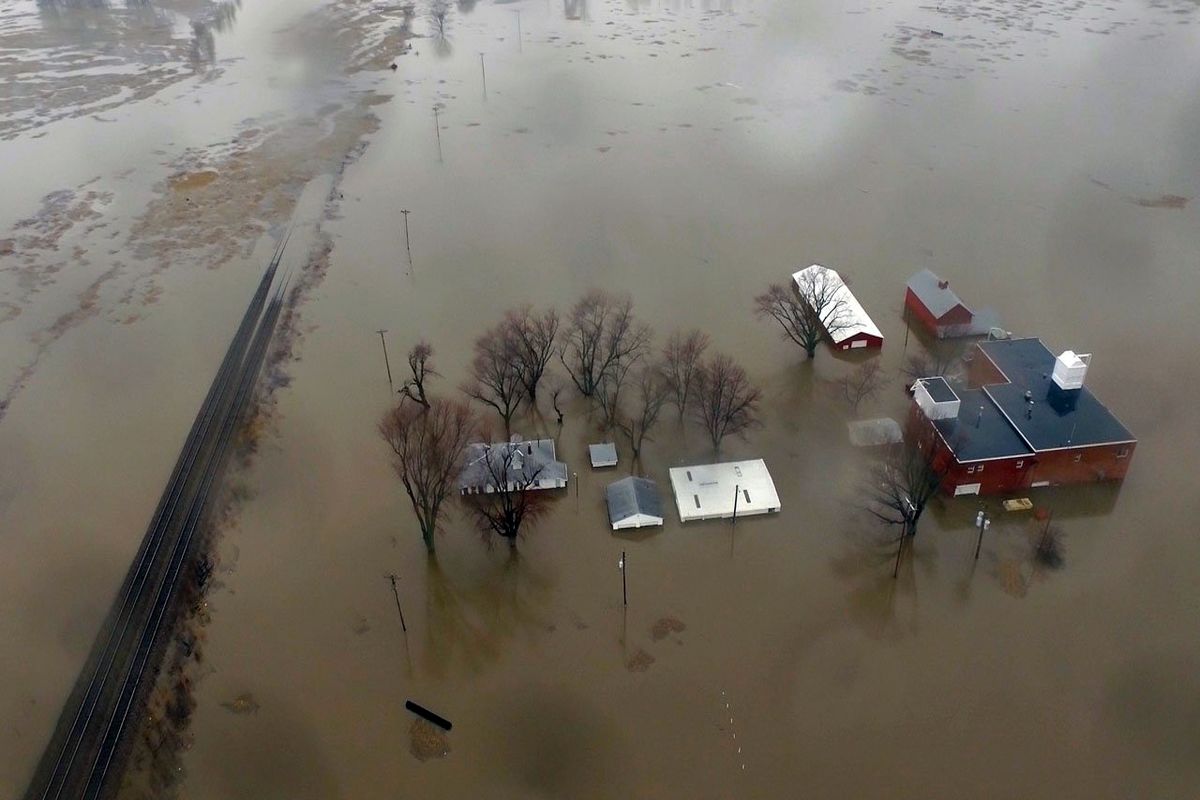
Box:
[909, 338, 1136, 496]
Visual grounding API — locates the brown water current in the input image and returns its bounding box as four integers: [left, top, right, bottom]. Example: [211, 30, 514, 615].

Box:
[3, 0, 1200, 797]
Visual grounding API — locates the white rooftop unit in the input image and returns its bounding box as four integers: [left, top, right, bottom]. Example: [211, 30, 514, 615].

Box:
[668, 459, 781, 522]
[913, 377, 960, 421]
[791, 264, 883, 345]
[1051, 350, 1090, 390]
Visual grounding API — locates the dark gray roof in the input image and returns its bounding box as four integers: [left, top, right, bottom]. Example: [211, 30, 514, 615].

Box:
[459, 438, 568, 489]
[977, 339, 1135, 450]
[922, 376, 958, 403]
[589, 442, 618, 466]
[930, 339, 1135, 461]
[933, 387, 1034, 461]
[908, 268, 968, 319]
[606, 477, 662, 523]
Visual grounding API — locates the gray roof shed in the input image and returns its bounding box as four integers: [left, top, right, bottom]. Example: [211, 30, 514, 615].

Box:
[605, 477, 664, 530]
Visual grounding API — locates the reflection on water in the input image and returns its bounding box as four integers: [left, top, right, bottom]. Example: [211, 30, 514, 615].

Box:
[0, 0, 242, 138]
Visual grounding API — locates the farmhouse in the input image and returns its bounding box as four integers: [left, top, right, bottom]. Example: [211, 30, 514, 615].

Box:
[459, 436, 568, 494]
[910, 339, 1135, 496]
[904, 269, 1000, 339]
[668, 459, 781, 522]
[792, 264, 883, 350]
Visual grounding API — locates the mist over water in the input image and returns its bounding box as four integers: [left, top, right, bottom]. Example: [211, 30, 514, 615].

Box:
[2, 0, 1199, 797]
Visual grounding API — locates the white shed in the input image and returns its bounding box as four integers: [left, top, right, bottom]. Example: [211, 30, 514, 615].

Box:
[668, 459, 781, 522]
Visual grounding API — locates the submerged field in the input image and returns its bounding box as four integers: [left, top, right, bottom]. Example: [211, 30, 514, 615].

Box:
[2, 0, 1199, 797]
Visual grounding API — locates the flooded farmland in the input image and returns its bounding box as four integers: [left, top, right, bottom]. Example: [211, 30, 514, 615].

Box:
[2, 0, 1200, 797]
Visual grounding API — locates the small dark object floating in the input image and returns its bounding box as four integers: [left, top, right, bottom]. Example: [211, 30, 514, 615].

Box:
[929, 29, 944, 37]
[406, 700, 452, 731]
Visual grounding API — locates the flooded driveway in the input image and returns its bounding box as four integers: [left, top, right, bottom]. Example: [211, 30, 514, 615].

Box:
[2, 0, 1199, 797]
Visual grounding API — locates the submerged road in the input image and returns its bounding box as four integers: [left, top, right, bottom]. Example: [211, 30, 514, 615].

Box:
[23, 242, 291, 800]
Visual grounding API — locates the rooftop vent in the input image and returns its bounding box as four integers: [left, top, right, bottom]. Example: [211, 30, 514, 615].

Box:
[937, 279, 950, 290]
[1052, 350, 1090, 391]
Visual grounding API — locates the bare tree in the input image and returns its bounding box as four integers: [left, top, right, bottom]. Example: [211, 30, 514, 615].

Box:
[399, 340, 438, 408]
[692, 353, 763, 450]
[661, 329, 709, 420]
[428, 0, 451, 36]
[617, 365, 671, 459]
[461, 330, 524, 437]
[592, 370, 624, 431]
[464, 438, 552, 549]
[863, 441, 946, 578]
[502, 306, 560, 403]
[559, 290, 652, 397]
[902, 338, 968, 385]
[546, 374, 568, 426]
[1034, 519, 1066, 569]
[831, 361, 890, 413]
[379, 397, 477, 552]
[755, 268, 851, 360]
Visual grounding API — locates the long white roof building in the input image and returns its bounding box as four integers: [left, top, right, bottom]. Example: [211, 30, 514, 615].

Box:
[792, 264, 883, 348]
[668, 459, 781, 522]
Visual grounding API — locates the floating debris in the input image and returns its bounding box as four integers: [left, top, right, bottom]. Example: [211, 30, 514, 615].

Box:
[626, 648, 656, 672]
[409, 718, 451, 761]
[220, 693, 260, 715]
[650, 616, 687, 641]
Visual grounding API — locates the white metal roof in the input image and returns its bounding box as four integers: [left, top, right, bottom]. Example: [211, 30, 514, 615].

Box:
[792, 264, 883, 344]
[667, 459, 781, 522]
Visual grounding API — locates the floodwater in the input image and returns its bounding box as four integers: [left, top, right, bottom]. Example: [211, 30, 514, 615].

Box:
[2, 0, 1200, 797]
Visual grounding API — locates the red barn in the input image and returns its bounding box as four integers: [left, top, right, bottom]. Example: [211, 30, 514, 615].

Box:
[910, 338, 1135, 496]
[905, 269, 999, 339]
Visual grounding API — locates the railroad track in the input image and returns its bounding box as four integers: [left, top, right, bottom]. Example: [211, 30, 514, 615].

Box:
[24, 241, 291, 800]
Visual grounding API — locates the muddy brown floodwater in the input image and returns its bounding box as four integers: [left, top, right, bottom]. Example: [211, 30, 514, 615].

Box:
[2, 0, 1200, 798]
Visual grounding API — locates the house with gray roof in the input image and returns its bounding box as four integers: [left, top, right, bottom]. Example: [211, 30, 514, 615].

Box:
[605, 477, 664, 530]
[458, 436, 568, 495]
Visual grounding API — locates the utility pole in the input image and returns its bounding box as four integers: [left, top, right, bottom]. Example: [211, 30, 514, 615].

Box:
[574, 471, 579, 512]
[480, 53, 487, 100]
[731, 483, 740, 524]
[385, 573, 407, 633]
[619, 551, 627, 607]
[514, 10, 522, 52]
[399, 209, 412, 268]
[974, 510, 991, 561]
[433, 106, 443, 162]
[376, 329, 393, 393]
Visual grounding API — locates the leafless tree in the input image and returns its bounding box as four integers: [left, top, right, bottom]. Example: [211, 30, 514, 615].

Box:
[379, 397, 477, 552]
[559, 290, 652, 397]
[428, 0, 451, 36]
[464, 438, 552, 549]
[661, 329, 709, 420]
[617, 365, 672, 459]
[461, 330, 523, 437]
[755, 268, 851, 360]
[692, 353, 763, 450]
[545, 374, 568, 426]
[592, 370, 624, 431]
[1034, 520, 1065, 569]
[832, 361, 890, 413]
[902, 338, 969, 385]
[399, 340, 438, 408]
[501, 306, 560, 403]
[862, 441, 946, 578]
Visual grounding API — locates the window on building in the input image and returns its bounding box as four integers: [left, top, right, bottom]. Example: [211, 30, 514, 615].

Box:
[1073, 453, 1082, 463]
[966, 465, 975, 474]
[977, 464, 985, 473]
[1117, 447, 1129, 459]
[1015, 460, 1024, 469]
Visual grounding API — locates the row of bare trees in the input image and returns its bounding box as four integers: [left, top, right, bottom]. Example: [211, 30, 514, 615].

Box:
[460, 291, 762, 454]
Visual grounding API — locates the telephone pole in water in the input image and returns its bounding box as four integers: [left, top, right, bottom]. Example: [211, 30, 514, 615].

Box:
[376, 329, 393, 393]
[399, 209, 412, 267]
[386, 573, 408, 633]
